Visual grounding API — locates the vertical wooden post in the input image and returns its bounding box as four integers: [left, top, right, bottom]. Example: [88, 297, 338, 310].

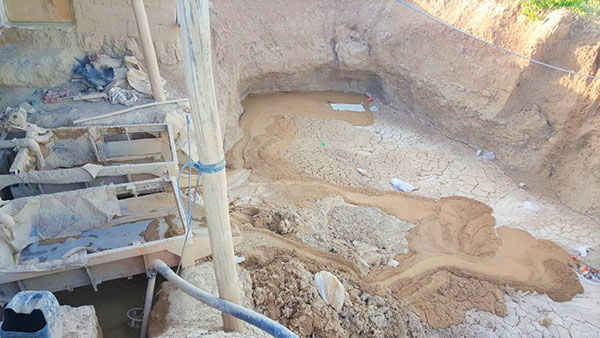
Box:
[175, 0, 244, 333]
[131, 0, 166, 102]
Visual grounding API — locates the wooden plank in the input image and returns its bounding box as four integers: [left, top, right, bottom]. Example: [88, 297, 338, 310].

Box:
[0, 230, 209, 284]
[104, 138, 164, 157]
[73, 99, 188, 124]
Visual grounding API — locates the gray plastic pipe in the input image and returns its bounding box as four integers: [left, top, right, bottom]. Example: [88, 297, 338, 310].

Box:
[140, 270, 156, 338]
[0, 138, 45, 168]
[140, 259, 298, 338]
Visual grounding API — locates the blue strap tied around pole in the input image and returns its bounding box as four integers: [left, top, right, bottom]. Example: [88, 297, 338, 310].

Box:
[192, 158, 226, 173]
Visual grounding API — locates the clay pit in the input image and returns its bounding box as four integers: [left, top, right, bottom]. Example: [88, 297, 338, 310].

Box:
[0, 0, 600, 337]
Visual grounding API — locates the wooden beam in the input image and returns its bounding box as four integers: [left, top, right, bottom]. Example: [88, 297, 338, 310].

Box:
[72, 99, 188, 124]
[176, 0, 244, 333]
[130, 0, 166, 102]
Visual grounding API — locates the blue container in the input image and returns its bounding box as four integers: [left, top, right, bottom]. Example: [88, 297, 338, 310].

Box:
[0, 291, 62, 338]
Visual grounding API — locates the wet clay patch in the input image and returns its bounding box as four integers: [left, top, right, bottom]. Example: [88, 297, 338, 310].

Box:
[231, 91, 583, 329]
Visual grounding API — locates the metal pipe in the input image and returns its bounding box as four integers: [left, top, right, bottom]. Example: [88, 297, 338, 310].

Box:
[0, 138, 45, 168]
[146, 260, 298, 338]
[140, 271, 157, 338]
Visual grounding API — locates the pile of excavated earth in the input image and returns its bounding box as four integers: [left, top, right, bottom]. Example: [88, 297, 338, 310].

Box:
[1, 0, 600, 337]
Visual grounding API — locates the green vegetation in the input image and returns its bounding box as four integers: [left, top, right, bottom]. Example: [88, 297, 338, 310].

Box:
[521, 0, 600, 20]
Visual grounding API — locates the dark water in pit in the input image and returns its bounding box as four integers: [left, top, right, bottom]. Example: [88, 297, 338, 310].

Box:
[55, 274, 164, 337]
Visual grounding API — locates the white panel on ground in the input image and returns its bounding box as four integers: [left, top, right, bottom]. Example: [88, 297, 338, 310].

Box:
[329, 103, 365, 112]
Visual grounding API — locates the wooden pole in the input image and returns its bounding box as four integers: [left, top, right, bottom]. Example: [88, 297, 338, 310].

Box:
[73, 98, 188, 124]
[175, 0, 244, 333]
[131, 0, 166, 102]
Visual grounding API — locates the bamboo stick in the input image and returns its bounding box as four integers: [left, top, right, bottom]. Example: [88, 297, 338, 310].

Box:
[130, 0, 166, 102]
[72, 98, 188, 124]
[176, 0, 244, 333]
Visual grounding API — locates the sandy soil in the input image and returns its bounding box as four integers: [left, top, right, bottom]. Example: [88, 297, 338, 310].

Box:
[215, 91, 597, 337]
[3, 0, 600, 335]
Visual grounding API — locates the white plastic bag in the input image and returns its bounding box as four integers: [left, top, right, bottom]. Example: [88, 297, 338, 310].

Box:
[315, 271, 345, 311]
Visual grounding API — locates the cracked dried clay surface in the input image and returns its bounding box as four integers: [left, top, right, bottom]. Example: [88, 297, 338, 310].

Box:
[219, 91, 600, 337]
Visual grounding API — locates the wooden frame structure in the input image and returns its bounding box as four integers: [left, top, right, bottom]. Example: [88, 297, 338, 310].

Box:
[0, 123, 178, 197]
[0, 177, 242, 304]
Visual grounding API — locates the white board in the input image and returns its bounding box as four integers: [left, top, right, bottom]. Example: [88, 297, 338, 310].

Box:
[329, 103, 365, 112]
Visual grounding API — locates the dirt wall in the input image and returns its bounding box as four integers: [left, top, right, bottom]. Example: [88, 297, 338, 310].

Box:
[2, 0, 600, 218]
[207, 0, 600, 219]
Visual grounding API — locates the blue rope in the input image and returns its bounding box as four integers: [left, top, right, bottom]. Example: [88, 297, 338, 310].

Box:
[175, 115, 224, 273]
[193, 158, 226, 173]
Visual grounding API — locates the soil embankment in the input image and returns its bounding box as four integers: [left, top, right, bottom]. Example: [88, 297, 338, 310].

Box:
[210, 0, 600, 219]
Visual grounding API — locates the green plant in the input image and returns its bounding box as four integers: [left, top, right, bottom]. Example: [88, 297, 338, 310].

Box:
[522, 0, 586, 20]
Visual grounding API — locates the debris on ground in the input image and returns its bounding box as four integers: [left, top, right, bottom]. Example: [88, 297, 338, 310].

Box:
[387, 259, 400, 268]
[483, 151, 495, 160]
[573, 258, 600, 283]
[314, 271, 345, 312]
[541, 316, 552, 327]
[42, 88, 71, 103]
[369, 105, 379, 112]
[72, 92, 108, 102]
[125, 56, 159, 96]
[390, 178, 415, 192]
[571, 245, 600, 283]
[107, 87, 138, 106]
[570, 244, 591, 257]
[18, 102, 36, 114]
[68, 53, 157, 106]
[475, 149, 495, 160]
[89, 53, 123, 69]
[73, 55, 116, 90]
[523, 201, 541, 212]
[356, 167, 368, 176]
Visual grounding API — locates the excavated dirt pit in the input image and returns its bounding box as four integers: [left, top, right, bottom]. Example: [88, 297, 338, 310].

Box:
[149, 90, 600, 337]
[4, 1, 600, 334]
